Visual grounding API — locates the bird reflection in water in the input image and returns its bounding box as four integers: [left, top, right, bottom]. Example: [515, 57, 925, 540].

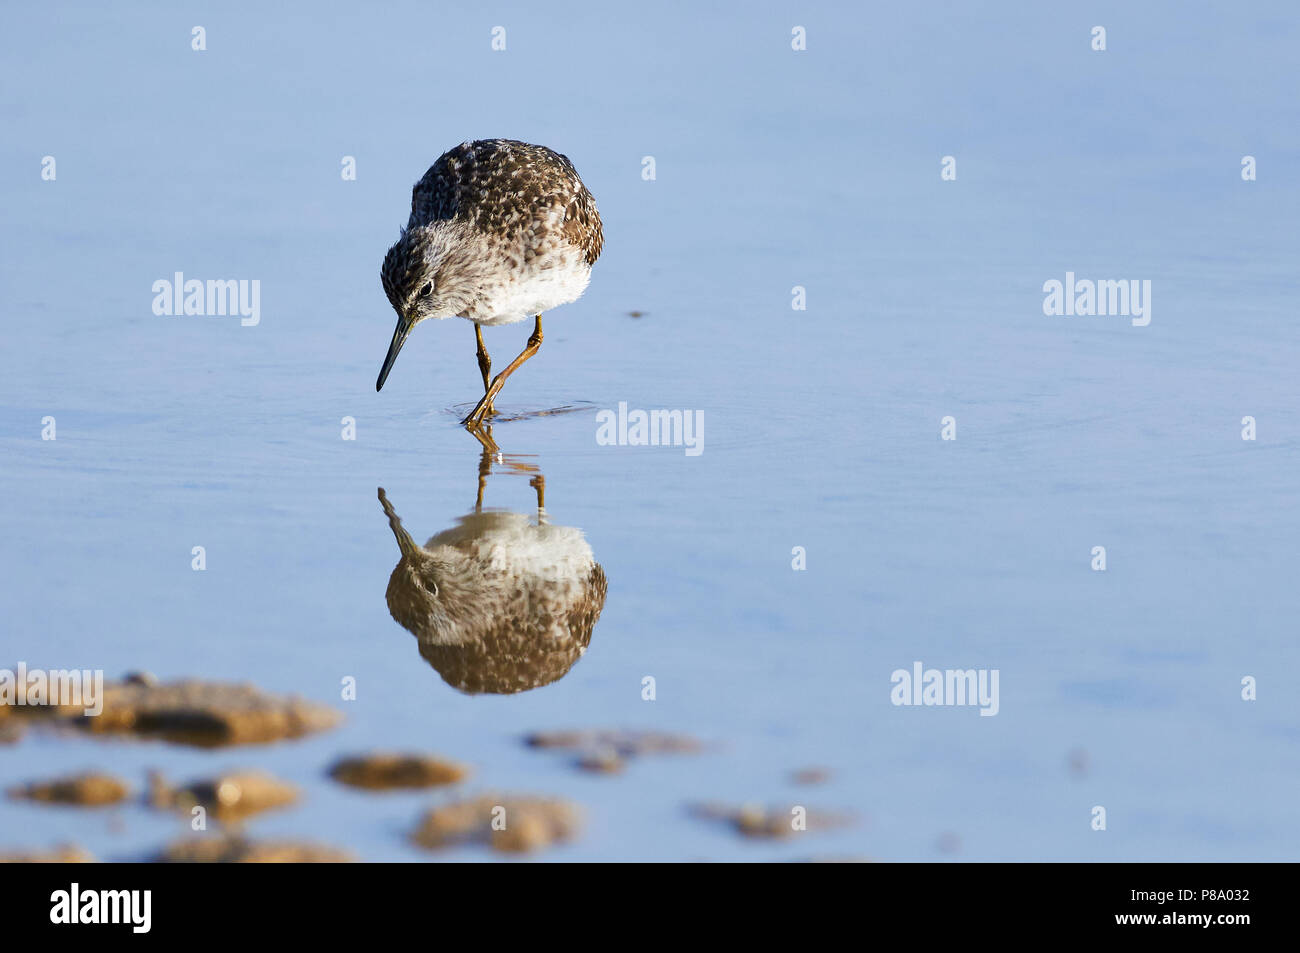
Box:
[377, 430, 607, 695]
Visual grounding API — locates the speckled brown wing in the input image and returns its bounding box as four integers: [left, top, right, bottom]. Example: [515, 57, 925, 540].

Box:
[563, 179, 604, 266]
[567, 563, 607, 645]
[417, 564, 606, 696]
[409, 139, 603, 266]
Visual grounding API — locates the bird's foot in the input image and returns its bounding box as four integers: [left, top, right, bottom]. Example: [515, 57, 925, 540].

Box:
[462, 398, 497, 429]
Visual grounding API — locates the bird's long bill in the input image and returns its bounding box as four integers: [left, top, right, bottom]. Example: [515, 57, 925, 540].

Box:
[378, 488, 418, 557]
[376, 316, 412, 392]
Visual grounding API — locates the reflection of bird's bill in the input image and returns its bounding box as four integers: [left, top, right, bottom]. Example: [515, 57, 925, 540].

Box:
[376, 317, 412, 392]
[377, 488, 418, 556]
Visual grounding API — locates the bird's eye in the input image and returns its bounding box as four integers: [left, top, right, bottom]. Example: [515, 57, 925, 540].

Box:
[419, 282, 433, 297]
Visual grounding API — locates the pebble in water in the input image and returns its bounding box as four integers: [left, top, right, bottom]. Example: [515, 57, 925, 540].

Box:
[328, 753, 468, 790]
[690, 801, 856, 840]
[76, 678, 342, 747]
[148, 770, 298, 822]
[0, 844, 94, 863]
[411, 794, 581, 854]
[154, 837, 353, 863]
[7, 772, 129, 806]
[527, 729, 704, 775]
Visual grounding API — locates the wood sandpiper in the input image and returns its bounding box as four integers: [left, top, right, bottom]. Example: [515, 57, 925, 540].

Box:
[376, 139, 604, 428]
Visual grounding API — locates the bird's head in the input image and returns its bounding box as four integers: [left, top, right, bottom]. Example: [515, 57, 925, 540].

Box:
[378, 488, 482, 639]
[376, 222, 487, 391]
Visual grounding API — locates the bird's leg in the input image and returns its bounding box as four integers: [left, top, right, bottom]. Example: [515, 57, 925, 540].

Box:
[475, 446, 492, 513]
[463, 314, 543, 428]
[465, 424, 500, 510]
[474, 325, 495, 417]
[467, 421, 499, 455]
[530, 474, 546, 522]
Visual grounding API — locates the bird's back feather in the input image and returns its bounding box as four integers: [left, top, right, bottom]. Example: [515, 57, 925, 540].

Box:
[409, 139, 603, 267]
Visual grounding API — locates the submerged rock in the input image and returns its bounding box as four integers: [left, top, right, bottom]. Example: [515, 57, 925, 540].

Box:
[526, 729, 703, 775]
[935, 831, 962, 855]
[148, 770, 298, 821]
[691, 801, 856, 839]
[77, 678, 341, 747]
[154, 837, 352, 863]
[411, 794, 581, 853]
[526, 729, 703, 757]
[328, 753, 467, 790]
[795, 855, 874, 863]
[5, 673, 340, 746]
[7, 772, 129, 806]
[0, 844, 94, 863]
[789, 767, 832, 786]
[575, 747, 625, 774]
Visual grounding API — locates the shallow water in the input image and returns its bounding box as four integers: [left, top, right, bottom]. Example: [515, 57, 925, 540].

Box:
[1, 1, 1298, 860]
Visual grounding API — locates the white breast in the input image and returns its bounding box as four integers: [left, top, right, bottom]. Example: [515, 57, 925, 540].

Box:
[428, 512, 596, 583]
[466, 246, 592, 326]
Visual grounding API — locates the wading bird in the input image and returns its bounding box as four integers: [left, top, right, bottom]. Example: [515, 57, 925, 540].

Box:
[376, 139, 604, 428]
